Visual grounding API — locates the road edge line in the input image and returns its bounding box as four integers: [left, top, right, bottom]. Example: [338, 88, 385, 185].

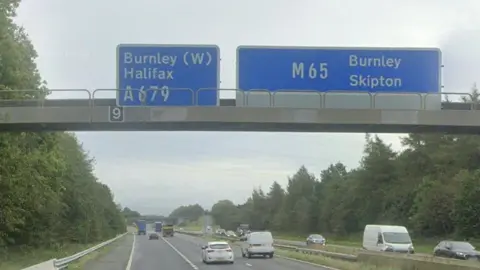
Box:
[275, 254, 340, 270]
[125, 233, 136, 270]
[162, 237, 199, 270]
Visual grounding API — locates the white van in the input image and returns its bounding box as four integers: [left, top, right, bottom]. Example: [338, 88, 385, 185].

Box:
[240, 231, 274, 258]
[362, 225, 415, 254]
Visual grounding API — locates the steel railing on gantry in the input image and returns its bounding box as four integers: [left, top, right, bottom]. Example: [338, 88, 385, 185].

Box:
[0, 89, 475, 110]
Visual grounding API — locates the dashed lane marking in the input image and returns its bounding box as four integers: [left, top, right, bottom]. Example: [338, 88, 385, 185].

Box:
[162, 237, 199, 270]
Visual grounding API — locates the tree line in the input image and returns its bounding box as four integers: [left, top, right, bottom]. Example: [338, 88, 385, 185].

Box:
[206, 131, 480, 239]
[0, 0, 126, 257]
[171, 87, 480, 240]
[169, 204, 205, 222]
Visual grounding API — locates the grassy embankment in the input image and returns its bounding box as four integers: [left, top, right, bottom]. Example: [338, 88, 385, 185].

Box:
[0, 243, 101, 270]
[0, 227, 133, 270]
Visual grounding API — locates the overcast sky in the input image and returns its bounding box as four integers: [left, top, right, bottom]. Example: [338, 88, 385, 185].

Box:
[14, 0, 480, 215]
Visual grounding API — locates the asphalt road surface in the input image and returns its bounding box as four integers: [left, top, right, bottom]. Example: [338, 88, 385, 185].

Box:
[124, 231, 332, 270]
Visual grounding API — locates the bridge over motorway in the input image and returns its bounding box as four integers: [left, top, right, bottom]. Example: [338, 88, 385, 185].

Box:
[0, 89, 478, 133]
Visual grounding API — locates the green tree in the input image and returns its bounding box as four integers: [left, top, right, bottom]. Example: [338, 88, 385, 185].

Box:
[210, 200, 240, 230]
[169, 204, 205, 221]
[0, 2, 126, 258]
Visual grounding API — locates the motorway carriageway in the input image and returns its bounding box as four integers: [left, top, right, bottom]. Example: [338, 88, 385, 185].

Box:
[88, 231, 333, 270]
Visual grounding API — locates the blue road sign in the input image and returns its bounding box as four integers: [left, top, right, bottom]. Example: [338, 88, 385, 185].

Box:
[237, 46, 441, 93]
[117, 44, 220, 106]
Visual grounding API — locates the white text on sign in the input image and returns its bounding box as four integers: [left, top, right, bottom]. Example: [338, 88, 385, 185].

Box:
[121, 50, 213, 103]
[122, 86, 170, 103]
[292, 62, 328, 79]
[290, 55, 404, 89]
[348, 55, 403, 89]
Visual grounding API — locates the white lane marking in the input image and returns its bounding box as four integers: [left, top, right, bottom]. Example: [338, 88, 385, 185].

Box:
[162, 237, 199, 270]
[245, 263, 252, 267]
[125, 233, 136, 270]
[275, 254, 340, 270]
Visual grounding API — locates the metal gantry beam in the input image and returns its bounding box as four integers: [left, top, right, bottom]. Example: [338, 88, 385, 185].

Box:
[0, 89, 477, 133]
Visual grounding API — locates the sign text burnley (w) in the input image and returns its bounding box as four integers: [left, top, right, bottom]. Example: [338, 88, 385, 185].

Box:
[117, 45, 220, 106]
[236, 46, 441, 93]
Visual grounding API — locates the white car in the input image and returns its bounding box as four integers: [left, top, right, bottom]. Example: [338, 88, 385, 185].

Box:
[201, 241, 234, 264]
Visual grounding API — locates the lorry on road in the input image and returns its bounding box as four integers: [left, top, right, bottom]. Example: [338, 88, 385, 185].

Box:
[163, 224, 174, 237]
[155, 221, 163, 233]
[136, 219, 147, 235]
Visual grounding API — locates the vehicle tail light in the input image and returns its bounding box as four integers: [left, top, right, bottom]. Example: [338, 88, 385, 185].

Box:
[226, 249, 232, 252]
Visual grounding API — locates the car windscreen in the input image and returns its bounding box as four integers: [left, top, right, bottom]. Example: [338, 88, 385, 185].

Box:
[452, 242, 475, 251]
[311, 234, 324, 239]
[209, 244, 229, 249]
[383, 232, 412, 244]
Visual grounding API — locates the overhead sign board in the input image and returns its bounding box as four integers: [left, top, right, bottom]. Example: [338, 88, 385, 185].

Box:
[236, 46, 441, 93]
[117, 44, 220, 106]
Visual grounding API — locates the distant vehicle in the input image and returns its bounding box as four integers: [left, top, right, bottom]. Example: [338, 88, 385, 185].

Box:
[237, 224, 249, 236]
[306, 234, 326, 246]
[216, 229, 226, 235]
[149, 232, 159, 240]
[163, 224, 174, 237]
[240, 231, 274, 258]
[154, 221, 163, 233]
[362, 225, 414, 254]
[136, 220, 147, 235]
[201, 241, 234, 264]
[433, 241, 480, 260]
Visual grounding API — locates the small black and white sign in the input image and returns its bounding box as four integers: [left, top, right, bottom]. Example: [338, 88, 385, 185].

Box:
[109, 106, 124, 122]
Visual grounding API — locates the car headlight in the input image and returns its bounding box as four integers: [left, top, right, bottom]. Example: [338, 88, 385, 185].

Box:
[456, 252, 465, 256]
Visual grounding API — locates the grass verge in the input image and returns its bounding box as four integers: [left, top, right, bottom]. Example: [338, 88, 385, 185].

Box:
[276, 249, 399, 270]
[180, 226, 203, 231]
[0, 232, 129, 270]
[0, 243, 101, 270]
[67, 234, 128, 270]
[177, 216, 212, 232]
